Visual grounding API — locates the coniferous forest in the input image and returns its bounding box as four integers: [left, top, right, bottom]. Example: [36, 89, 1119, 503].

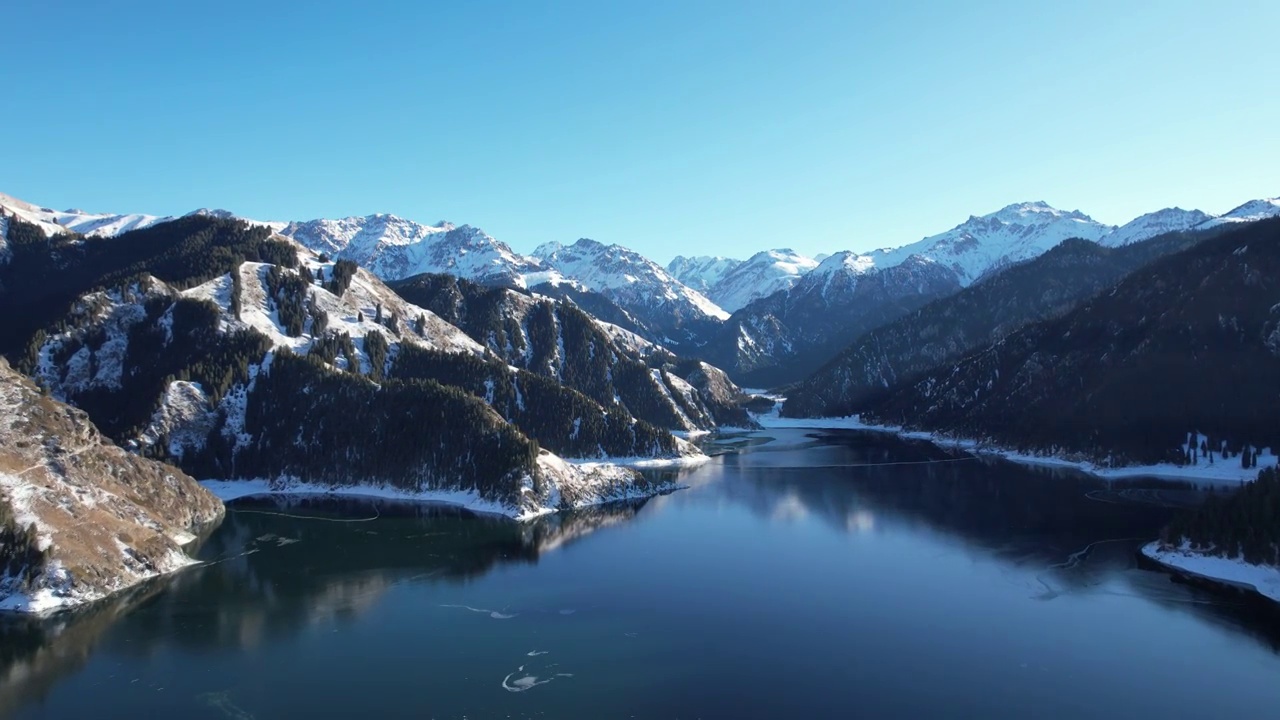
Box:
[1163, 467, 1280, 566]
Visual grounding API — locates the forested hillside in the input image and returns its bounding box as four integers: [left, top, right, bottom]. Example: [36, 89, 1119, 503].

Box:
[859, 218, 1280, 464]
[391, 272, 755, 429]
[0, 214, 289, 361]
[785, 228, 1209, 417]
[0, 216, 691, 518]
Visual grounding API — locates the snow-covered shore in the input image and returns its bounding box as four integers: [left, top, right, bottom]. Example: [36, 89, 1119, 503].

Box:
[757, 412, 1273, 486]
[201, 451, 700, 522]
[1141, 541, 1280, 604]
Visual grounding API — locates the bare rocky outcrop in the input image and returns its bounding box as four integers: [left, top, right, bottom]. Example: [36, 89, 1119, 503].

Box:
[0, 358, 223, 614]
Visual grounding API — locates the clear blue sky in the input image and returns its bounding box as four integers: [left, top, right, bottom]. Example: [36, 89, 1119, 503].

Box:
[3, 0, 1277, 262]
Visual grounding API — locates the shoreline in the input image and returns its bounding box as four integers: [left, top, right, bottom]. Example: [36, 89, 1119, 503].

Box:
[1140, 541, 1280, 605]
[756, 413, 1272, 486]
[200, 464, 696, 523]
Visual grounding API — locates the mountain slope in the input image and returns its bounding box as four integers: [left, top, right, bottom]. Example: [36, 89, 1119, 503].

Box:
[859, 217, 1280, 465]
[0, 357, 224, 613]
[784, 227, 1212, 417]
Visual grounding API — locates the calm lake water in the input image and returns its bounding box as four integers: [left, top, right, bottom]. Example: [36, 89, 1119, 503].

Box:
[6, 428, 1280, 719]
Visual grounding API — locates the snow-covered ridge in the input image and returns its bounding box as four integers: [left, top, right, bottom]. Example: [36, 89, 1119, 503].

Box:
[703, 249, 819, 312]
[532, 238, 729, 321]
[1099, 207, 1211, 247]
[5, 190, 1277, 331]
[849, 201, 1113, 286]
[279, 215, 543, 289]
[0, 191, 169, 238]
[667, 255, 742, 294]
[1196, 197, 1280, 229]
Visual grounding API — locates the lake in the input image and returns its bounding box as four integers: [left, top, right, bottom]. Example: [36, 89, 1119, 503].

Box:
[5, 428, 1280, 719]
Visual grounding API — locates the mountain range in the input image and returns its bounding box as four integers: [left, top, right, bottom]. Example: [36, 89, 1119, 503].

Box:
[3, 185, 1280, 612]
[6, 191, 1278, 368]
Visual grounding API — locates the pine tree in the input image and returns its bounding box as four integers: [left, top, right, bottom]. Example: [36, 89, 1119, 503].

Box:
[375, 302, 383, 324]
[357, 311, 364, 323]
[415, 314, 426, 336]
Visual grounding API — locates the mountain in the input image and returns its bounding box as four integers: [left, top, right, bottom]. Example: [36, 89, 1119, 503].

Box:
[1197, 197, 1280, 229]
[531, 238, 729, 347]
[389, 272, 756, 430]
[784, 226, 1212, 417]
[0, 191, 168, 239]
[278, 215, 542, 289]
[696, 201, 1212, 387]
[1099, 207, 1211, 247]
[277, 216, 732, 351]
[857, 201, 1113, 285]
[701, 253, 962, 387]
[857, 217, 1280, 465]
[667, 255, 741, 295]
[0, 357, 224, 613]
[703, 249, 819, 312]
[0, 213, 692, 519]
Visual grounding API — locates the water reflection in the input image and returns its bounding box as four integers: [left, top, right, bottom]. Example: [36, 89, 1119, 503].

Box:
[691, 430, 1280, 650]
[7, 432, 1280, 719]
[0, 497, 649, 715]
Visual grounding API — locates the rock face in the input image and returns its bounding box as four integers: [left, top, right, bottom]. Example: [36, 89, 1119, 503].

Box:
[0, 358, 224, 614]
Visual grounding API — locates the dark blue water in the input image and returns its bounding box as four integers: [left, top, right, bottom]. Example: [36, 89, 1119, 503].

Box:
[5, 428, 1280, 719]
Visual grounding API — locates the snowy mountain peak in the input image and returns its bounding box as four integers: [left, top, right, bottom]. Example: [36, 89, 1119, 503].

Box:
[968, 200, 1096, 228]
[278, 215, 539, 288]
[667, 255, 742, 295]
[1197, 197, 1280, 229]
[532, 237, 729, 323]
[707, 248, 820, 312]
[857, 201, 1113, 285]
[1100, 207, 1211, 247]
[0, 191, 169, 238]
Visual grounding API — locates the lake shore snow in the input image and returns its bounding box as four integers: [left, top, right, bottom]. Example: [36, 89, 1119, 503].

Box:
[1141, 541, 1280, 604]
[757, 411, 1273, 486]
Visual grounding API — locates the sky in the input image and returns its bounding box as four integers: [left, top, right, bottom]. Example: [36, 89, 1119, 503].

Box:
[3, 0, 1278, 263]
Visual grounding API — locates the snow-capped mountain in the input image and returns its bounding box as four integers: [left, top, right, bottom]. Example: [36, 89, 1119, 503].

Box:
[0, 191, 169, 238]
[667, 255, 742, 294]
[1196, 198, 1280, 229]
[856, 201, 1113, 285]
[1099, 207, 1211, 247]
[533, 239, 727, 318]
[278, 215, 541, 289]
[702, 251, 962, 387]
[531, 238, 729, 347]
[703, 249, 819, 312]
